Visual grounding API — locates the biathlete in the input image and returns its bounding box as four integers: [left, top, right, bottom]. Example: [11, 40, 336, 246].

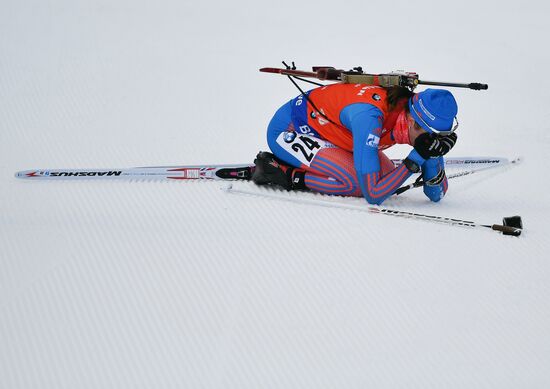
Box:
[252, 84, 459, 205]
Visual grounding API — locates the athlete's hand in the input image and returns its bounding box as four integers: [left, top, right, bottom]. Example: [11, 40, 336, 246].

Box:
[414, 132, 457, 159]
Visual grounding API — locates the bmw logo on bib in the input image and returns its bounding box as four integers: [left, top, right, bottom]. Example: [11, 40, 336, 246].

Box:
[283, 131, 297, 143]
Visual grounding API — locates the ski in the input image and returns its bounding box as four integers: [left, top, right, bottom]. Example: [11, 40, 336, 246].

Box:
[393, 156, 510, 168]
[14, 157, 511, 181]
[15, 164, 255, 181]
[394, 156, 521, 195]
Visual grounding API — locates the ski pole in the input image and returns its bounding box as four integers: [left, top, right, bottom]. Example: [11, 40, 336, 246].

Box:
[224, 185, 523, 237]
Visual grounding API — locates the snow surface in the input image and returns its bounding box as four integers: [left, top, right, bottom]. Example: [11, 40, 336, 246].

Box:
[1, 0, 550, 388]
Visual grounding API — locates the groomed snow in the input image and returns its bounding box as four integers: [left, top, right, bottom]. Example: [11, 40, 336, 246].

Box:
[1, 0, 550, 388]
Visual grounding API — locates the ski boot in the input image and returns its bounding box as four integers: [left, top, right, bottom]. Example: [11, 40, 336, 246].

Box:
[252, 151, 307, 191]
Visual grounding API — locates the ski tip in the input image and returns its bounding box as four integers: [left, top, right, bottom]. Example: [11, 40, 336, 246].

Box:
[15, 170, 38, 179]
[511, 156, 524, 164]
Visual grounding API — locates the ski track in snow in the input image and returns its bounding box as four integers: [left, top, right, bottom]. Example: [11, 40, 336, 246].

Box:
[1, 1, 550, 388]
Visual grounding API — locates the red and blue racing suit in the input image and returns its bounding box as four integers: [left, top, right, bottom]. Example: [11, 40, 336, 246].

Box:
[266, 83, 447, 205]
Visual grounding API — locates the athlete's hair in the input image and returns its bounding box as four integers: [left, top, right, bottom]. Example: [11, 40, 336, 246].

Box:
[386, 86, 423, 131]
[386, 86, 414, 111]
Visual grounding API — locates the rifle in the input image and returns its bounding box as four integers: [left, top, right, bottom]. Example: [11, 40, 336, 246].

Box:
[260, 64, 488, 91]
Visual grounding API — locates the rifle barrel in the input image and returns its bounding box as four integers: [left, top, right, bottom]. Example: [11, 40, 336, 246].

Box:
[419, 80, 488, 90]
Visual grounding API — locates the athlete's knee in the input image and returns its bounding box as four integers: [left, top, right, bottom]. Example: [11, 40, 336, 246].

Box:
[363, 192, 385, 205]
[340, 181, 357, 196]
[304, 171, 358, 196]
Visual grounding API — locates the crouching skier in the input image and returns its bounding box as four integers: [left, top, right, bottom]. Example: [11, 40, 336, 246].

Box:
[252, 84, 459, 205]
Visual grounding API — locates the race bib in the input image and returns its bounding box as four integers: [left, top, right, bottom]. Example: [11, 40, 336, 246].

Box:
[276, 132, 333, 167]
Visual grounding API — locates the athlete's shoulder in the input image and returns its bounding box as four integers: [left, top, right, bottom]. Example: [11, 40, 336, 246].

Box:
[316, 83, 387, 94]
[313, 83, 388, 106]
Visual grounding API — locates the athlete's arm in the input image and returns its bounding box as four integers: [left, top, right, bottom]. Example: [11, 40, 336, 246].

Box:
[421, 157, 448, 202]
[340, 103, 426, 205]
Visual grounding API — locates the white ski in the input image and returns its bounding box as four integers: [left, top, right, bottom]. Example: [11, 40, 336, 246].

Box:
[15, 164, 255, 181]
[14, 156, 511, 181]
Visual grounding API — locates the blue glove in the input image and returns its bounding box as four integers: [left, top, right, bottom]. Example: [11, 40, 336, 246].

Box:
[422, 157, 447, 202]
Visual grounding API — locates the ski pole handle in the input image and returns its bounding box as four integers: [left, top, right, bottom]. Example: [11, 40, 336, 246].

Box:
[490, 224, 522, 236]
